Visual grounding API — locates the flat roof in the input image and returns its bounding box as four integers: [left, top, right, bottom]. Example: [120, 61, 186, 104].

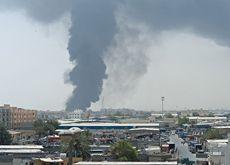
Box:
[61, 122, 159, 126]
[129, 128, 159, 131]
[213, 126, 230, 129]
[151, 113, 178, 116]
[188, 117, 227, 120]
[8, 130, 21, 135]
[210, 152, 223, 156]
[145, 146, 161, 150]
[0, 149, 42, 154]
[75, 162, 177, 165]
[40, 158, 63, 163]
[90, 145, 110, 148]
[195, 123, 213, 126]
[0, 145, 43, 149]
[60, 123, 159, 127]
[162, 144, 169, 147]
[58, 123, 159, 131]
[206, 139, 228, 143]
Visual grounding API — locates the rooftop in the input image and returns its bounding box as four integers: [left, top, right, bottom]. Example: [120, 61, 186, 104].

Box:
[0, 145, 43, 149]
[206, 139, 228, 143]
[60, 123, 159, 127]
[40, 158, 63, 163]
[129, 128, 159, 131]
[75, 162, 177, 165]
[213, 126, 230, 129]
[188, 117, 227, 120]
[0, 149, 42, 154]
[0, 145, 43, 154]
[59, 127, 83, 135]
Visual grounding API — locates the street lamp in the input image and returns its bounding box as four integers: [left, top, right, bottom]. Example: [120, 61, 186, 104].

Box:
[161, 96, 165, 117]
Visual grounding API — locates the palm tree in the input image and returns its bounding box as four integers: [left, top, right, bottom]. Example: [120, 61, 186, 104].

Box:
[111, 140, 138, 161]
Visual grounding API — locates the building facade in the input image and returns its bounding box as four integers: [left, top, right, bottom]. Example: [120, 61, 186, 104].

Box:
[67, 110, 83, 119]
[0, 104, 37, 130]
[37, 110, 67, 120]
[188, 116, 227, 124]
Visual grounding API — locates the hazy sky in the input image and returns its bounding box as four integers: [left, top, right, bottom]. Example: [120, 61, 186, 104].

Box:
[0, 11, 73, 110]
[1, 5, 230, 111]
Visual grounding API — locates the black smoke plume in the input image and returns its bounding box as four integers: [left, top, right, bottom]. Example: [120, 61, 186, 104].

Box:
[66, 0, 117, 111]
[1, 0, 230, 111]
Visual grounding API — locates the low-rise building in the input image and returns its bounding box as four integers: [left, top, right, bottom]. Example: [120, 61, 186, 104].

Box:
[67, 110, 83, 119]
[224, 135, 230, 165]
[205, 139, 229, 165]
[0, 104, 37, 129]
[188, 116, 227, 124]
[0, 145, 44, 164]
[213, 126, 230, 138]
[37, 110, 67, 120]
[57, 122, 159, 133]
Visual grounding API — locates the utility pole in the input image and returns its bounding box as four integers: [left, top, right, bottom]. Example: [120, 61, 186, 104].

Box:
[161, 96, 165, 117]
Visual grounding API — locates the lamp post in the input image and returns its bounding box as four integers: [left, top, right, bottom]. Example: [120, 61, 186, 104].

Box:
[161, 96, 165, 117]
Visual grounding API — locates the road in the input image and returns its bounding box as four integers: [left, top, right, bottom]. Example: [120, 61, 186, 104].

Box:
[170, 134, 196, 162]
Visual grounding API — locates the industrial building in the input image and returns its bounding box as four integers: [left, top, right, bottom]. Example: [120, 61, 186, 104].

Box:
[57, 123, 159, 132]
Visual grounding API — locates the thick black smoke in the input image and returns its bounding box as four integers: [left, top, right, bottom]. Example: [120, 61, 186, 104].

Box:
[66, 0, 117, 111]
[1, 0, 230, 111]
[0, 0, 71, 23]
[123, 0, 230, 45]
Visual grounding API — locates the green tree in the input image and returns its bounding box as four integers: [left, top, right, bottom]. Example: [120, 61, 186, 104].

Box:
[33, 119, 59, 138]
[33, 119, 46, 137]
[111, 141, 138, 161]
[201, 128, 223, 141]
[178, 116, 189, 126]
[73, 131, 92, 160]
[156, 115, 163, 120]
[165, 113, 174, 118]
[208, 113, 214, 117]
[45, 120, 59, 135]
[62, 131, 92, 163]
[0, 124, 12, 145]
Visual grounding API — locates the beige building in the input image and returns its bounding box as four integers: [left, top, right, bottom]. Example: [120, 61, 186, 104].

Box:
[0, 104, 37, 129]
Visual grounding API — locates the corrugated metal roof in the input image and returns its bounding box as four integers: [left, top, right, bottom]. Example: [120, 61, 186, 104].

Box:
[60, 123, 159, 127]
[0, 149, 42, 153]
[0, 145, 43, 149]
[75, 162, 177, 165]
[129, 128, 159, 131]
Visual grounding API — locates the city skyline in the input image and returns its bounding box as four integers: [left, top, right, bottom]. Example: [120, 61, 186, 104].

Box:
[1, 1, 230, 111]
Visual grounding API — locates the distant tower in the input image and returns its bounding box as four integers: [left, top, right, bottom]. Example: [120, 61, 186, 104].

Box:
[161, 96, 165, 117]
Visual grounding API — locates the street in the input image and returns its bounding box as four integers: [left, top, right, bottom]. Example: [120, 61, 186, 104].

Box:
[170, 134, 196, 162]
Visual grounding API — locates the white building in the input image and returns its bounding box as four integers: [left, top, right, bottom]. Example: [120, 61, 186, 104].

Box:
[67, 110, 83, 119]
[188, 116, 227, 123]
[206, 139, 229, 165]
[224, 134, 230, 165]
